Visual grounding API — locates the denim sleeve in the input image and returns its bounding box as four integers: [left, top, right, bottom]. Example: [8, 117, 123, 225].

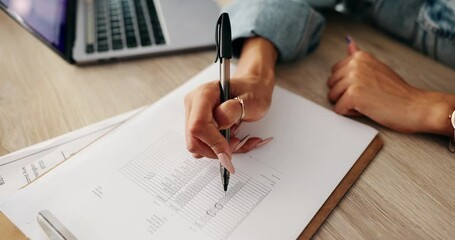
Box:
[371, 0, 455, 69]
[224, 0, 325, 62]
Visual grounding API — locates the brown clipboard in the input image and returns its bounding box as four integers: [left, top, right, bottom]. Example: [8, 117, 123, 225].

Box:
[0, 135, 383, 240]
[298, 135, 383, 239]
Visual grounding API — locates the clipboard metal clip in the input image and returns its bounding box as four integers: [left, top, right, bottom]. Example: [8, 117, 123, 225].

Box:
[37, 210, 78, 240]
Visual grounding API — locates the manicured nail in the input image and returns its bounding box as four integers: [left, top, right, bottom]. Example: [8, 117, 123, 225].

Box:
[217, 153, 235, 174]
[233, 121, 243, 136]
[234, 134, 251, 151]
[255, 137, 274, 148]
[346, 35, 352, 44]
[213, 120, 219, 129]
[192, 153, 203, 159]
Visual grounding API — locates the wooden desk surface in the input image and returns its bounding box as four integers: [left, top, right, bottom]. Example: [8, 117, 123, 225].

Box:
[1, 8, 454, 240]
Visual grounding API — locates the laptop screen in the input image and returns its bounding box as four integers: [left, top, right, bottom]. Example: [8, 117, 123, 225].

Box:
[0, 0, 69, 55]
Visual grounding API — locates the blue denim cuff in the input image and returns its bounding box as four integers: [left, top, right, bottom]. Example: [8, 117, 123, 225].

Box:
[372, 0, 455, 69]
[224, 0, 325, 62]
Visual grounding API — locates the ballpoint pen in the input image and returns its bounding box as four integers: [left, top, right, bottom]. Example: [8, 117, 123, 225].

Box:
[215, 13, 232, 193]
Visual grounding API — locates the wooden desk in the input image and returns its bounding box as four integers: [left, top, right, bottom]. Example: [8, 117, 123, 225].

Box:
[1, 8, 454, 240]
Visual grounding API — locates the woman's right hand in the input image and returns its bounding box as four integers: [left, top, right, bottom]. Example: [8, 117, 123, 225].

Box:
[184, 37, 278, 173]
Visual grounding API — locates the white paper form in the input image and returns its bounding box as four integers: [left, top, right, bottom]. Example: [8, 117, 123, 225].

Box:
[118, 131, 279, 239]
[0, 107, 145, 202]
[1, 64, 378, 240]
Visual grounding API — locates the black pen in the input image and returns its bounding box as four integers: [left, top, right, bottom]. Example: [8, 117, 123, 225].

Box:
[215, 13, 232, 193]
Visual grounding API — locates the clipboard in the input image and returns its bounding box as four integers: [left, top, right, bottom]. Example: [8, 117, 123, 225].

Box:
[299, 135, 383, 239]
[0, 64, 383, 239]
[0, 135, 383, 240]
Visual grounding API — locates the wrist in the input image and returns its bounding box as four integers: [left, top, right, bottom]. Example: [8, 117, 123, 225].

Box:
[419, 91, 455, 136]
[229, 37, 277, 121]
[234, 37, 277, 87]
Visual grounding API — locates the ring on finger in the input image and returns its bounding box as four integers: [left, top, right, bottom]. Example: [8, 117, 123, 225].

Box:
[234, 96, 245, 123]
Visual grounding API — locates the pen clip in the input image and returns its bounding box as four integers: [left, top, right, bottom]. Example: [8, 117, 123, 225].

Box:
[215, 14, 222, 63]
[215, 13, 232, 63]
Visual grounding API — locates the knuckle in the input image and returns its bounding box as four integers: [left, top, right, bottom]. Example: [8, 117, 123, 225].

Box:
[346, 70, 357, 80]
[188, 120, 206, 136]
[334, 106, 344, 114]
[198, 82, 217, 98]
[346, 84, 362, 99]
[210, 140, 224, 150]
[186, 141, 199, 153]
[347, 58, 360, 71]
[354, 51, 372, 61]
[328, 90, 336, 102]
[199, 85, 210, 96]
[354, 51, 367, 58]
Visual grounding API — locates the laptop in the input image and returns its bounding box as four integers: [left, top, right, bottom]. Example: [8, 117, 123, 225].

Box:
[0, 0, 220, 64]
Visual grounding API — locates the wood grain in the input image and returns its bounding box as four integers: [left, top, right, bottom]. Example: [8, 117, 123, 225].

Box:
[1, 7, 455, 240]
[0, 212, 26, 240]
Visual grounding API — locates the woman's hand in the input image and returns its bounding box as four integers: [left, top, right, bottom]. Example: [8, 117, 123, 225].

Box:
[184, 37, 278, 173]
[328, 38, 455, 136]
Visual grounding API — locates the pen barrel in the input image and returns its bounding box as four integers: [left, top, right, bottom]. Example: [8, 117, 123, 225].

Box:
[220, 59, 230, 143]
[220, 59, 230, 102]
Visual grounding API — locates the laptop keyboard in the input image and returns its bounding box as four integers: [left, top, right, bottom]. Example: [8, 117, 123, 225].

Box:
[85, 0, 166, 54]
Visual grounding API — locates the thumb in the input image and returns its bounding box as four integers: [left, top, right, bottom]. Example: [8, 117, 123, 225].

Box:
[213, 98, 243, 129]
[346, 35, 359, 55]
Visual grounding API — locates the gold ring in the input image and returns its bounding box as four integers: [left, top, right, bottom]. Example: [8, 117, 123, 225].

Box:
[234, 96, 245, 122]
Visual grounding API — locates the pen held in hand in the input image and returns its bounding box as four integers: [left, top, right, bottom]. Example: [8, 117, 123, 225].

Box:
[215, 12, 233, 192]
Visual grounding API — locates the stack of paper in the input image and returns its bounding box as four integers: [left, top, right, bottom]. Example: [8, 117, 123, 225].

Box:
[0, 107, 144, 202]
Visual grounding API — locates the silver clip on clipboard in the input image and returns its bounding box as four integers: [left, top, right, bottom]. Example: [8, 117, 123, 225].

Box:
[37, 210, 78, 240]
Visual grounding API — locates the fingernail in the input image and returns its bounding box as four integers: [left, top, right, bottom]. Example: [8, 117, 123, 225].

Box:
[255, 137, 274, 148]
[345, 35, 352, 44]
[234, 121, 243, 136]
[213, 120, 219, 129]
[218, 153, 235, 174]
[234, 134, 251, 152]
[231, 124, 238, 136]
[192, 154, 203, 159]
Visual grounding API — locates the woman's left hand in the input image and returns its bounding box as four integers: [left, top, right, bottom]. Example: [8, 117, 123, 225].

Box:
[328, 39, 455, 135]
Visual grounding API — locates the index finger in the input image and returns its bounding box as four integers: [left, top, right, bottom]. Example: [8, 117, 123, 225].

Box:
[185, 83, 235, 172]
